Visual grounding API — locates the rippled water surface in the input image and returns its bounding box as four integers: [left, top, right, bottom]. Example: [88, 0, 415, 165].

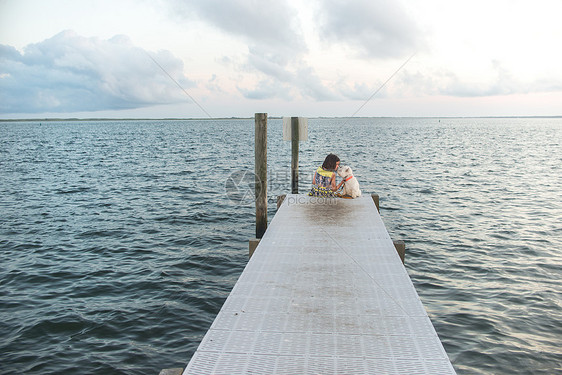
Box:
[1, 118, 560, 374]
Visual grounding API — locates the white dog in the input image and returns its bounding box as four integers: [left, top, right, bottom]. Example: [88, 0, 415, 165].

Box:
[337, 165, 362, 198]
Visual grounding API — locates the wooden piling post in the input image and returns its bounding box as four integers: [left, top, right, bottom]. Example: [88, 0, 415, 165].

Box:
[255, 113, 267, 238]
[393, 240, 406, 264]
[277, 194, 286, 210]
[249, 239, 260, 258]
[291, 117, 299, 194]
[158, 369, 183, 375]
[371, 193, 380, 212]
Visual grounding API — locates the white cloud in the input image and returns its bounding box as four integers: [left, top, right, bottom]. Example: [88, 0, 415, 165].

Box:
[0, 30, 194, 114]
[167, 0, 307, 57]
[294, 66, 340, 101]
[316, 0, 422, 59]
[246, 47, 295, 83]
[166, 0, 338, 102]
[237, 79, 294, 100]
[396, 60, 562, 99]
[336, 80, 382, 101]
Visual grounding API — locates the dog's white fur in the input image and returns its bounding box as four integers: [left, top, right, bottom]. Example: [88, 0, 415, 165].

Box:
[337, 165, 361, 198]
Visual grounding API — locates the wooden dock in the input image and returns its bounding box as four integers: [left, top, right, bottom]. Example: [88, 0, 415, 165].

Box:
[181, 194, 456, 374]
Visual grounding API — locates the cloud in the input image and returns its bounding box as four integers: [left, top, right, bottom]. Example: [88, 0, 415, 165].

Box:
[336, 80, 382, 100]
[237, 79, 293, 100]
[0, 30, 194, 114]
[169, 0, 421, 102]
[237, 50, 339, 101]
[316, 0, 422, 59]
[168, 0, 307, 57]
[167, 0, 340, 102]
[246, 47, 295, 83]
[397, 60, 562, 98]
[236, 63, 340, 102]
[295, 66, 340, 101]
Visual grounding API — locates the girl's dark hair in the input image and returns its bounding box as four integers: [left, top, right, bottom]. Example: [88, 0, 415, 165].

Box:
[322, 153, 340, 171]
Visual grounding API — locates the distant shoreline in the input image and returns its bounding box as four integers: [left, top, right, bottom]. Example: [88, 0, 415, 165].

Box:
[0, 117, 256, 122]
[1, 116, 561, 122]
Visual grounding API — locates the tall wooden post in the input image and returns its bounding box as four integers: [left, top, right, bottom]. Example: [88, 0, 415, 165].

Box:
[291, 117, 299, 194]
[255, 113, 267, 238]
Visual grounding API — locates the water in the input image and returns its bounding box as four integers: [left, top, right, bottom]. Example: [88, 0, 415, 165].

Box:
[0, 118, 560, 374]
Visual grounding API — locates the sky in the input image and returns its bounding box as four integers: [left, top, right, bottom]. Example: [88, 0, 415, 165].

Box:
[1, 0, 561, 118]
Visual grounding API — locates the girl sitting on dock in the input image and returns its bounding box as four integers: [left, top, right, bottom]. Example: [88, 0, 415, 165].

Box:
[308, 153, 345, 197]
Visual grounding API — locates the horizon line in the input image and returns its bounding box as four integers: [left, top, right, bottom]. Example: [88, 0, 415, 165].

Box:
[1, 115, 562, 122]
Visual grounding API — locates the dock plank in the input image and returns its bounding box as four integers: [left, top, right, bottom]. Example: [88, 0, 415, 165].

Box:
[183, 194, 456, 374]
